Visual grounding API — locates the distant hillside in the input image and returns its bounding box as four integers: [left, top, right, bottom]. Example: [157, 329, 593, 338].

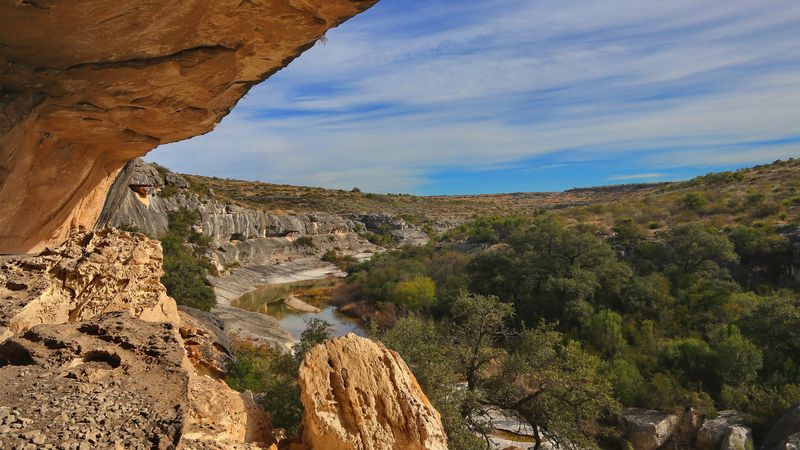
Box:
[180, 158, 799, 233]
[183, 173, 667, 229]
[553, 158, 800, 234]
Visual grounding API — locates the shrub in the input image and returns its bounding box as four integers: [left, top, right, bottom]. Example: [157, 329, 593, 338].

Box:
[293, 236, 315, 248]
[160, 209, 216, 311]
[389, 276, 437, 311]
[683, 192, 709, 211]
[227, 320, 332, 436]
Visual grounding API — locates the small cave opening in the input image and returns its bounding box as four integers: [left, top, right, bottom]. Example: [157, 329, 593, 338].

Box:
[80, 350, 122, 369]
[0, 341, 36, 368]
[5, 281, 28, 291]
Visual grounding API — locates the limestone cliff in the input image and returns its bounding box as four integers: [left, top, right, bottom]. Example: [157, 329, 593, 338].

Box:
[97, 159, 377, 270]
[295, 334, 448, 450]
[0, 0, 378, 254]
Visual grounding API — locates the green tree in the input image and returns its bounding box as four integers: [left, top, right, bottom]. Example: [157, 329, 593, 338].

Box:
[374, 317, 486, 450]
[710, 325, 762, 386]
[741, 297, 800, 381]
[658, 224, 738, 282]
[584, 309, 626, 357]
[292, 318, 332, 362]
[606, 357, 645, 406]
[159, 208, 216, 311]
[489, 324, 620, 450]
[659, 338, 714, 383]
[449, 292, 514, 391]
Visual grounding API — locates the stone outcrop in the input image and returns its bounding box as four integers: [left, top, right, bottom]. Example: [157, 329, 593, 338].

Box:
[0, 312, 189, 448]
[98, 159, 378, 269]
[0, 228, 178, 342]
[0, 0, 378, 254]
[697, 411, 753, 450]
[621, 408, 679, 450]
[295, 333, 448, 450]
[0, 230, 276, 448]
[348, 213, 431, 247]
[178, 305, 234, 379]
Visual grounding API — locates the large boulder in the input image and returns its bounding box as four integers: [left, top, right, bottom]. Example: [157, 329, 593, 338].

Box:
[0, 230, 277, 448]
[621, 408, 680, 450]
[0, 228, 179, 342]
[762, 403, 800, 450]
[0, 0, 378, 254]
[697, 411, 753, 450]
[296, 333, 448, 450]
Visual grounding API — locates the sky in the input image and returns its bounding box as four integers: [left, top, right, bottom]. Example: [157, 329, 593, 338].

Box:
[148, 0, 800, 195]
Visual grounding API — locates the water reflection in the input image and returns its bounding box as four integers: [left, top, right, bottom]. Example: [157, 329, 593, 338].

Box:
[232, 278, 366, 340]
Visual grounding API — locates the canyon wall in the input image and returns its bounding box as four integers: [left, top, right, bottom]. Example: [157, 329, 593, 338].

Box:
[97, 159, 378, 269]
[0, 0, 377, 254]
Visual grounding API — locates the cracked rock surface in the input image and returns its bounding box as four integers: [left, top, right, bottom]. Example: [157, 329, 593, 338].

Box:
[295, 333, 448, 450]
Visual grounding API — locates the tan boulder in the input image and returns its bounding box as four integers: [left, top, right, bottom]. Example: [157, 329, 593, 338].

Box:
[285, 294, 322, 313]
[0, 228, 178, 341]
[296, 333, 448, 450]
[184, 375, 276, 448]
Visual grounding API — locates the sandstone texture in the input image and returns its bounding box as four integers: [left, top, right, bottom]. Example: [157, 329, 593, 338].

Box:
[0, 231, 276, 448]
[0, 0, 378, 254]
[0, 228, 178, 341]
[296, 333, 448, 450]
[621, 408, 679, 450]
[178, 305, 234, 378]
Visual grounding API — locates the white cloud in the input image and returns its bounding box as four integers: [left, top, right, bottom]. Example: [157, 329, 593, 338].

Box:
[150, 0, 800, 193]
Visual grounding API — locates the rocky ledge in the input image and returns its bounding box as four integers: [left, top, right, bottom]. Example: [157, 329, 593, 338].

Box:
[0, 229, 446, 449]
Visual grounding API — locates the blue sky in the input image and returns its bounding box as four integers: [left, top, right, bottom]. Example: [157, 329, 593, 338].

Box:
[149, 0, 800, 195]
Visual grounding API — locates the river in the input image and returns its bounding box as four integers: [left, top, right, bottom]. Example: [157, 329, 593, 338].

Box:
[231, 278, 366, 340]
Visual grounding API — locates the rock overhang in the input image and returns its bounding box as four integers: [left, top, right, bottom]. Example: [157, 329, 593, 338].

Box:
[0, 0, 379, 254]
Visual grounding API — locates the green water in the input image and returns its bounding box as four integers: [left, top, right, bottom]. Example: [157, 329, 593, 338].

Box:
[232, 278, 366, 340]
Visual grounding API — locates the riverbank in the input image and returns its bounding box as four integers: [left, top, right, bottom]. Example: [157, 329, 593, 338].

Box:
[209, 258, 347, 348]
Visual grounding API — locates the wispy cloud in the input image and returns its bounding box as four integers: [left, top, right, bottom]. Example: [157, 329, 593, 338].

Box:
[609, 173, 668, 181]
[149, 0, 800, 194]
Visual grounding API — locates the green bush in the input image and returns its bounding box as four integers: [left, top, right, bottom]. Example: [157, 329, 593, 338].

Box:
[227, 319, 332, 437]
[160, 208, 216, 311]
[389, 276, 437, 311]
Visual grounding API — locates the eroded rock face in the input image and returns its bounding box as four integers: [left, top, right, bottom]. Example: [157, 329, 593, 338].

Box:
[0, 228, 178, 341]
[0, 0, 378, 254]
[178, 305, 234, 378]
[98, 159, 377, 269]
[621, 408, 679, 450]
[296, 333, 448, 450]
[0, 231, 276, 448]
[0, 312, 189, 448]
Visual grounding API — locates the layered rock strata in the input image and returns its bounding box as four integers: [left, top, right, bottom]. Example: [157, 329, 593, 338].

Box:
[99, 159, 377, 269]
[0, 0, 378, 254]
[295, 333, 448, 450]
